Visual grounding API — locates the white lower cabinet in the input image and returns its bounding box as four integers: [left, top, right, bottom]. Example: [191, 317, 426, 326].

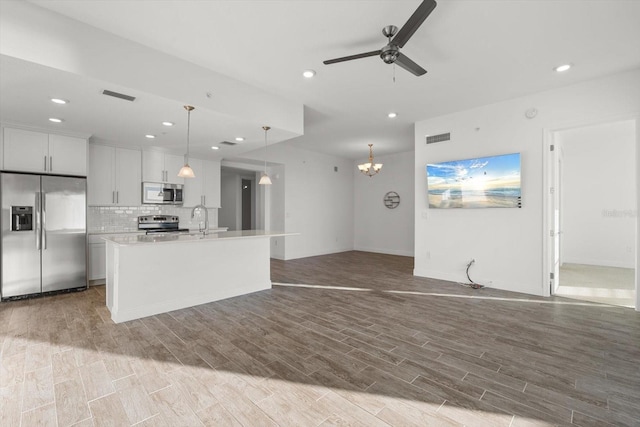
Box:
[89, 233, 144, 281]
[89, 240, 106, 281]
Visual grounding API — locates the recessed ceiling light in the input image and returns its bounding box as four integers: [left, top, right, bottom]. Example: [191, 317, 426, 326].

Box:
[145, 134, 156, 139]
[554, 64, 572, 72]
[50, 98, 68, 104]
[211, 146, 219, 150]
[48, 118, 63, 123]
[388, 112, 398, 118]
[235, 137, 245, 142]
[162, 121, 174, 127]
[302, 70, 316, 78]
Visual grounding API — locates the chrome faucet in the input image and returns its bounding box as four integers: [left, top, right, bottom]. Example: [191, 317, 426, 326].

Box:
[190, 204, 209, 234]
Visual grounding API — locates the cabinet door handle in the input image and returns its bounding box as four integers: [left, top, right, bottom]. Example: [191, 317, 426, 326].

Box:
[44, 156, 47, 171]
[203, 195, 206, 205]
[49, 156, 53, 172]
[112, 191, 115, 204]
[116, 191, 119, 204]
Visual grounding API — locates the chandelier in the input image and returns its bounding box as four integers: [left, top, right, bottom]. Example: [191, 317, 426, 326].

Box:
[357, 144, 383, 177]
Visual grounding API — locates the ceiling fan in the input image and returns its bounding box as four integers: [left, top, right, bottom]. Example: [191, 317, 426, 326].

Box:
[323, 0, 437, 76]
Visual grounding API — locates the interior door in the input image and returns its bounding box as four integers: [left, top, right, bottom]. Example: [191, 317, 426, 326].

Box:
[41, 175, 87, 292]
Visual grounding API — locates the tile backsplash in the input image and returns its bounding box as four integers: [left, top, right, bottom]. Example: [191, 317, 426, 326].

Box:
[88, 205, 218, 233]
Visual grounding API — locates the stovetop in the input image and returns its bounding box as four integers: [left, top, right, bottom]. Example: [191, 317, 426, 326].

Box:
[138, 215, 186, 234]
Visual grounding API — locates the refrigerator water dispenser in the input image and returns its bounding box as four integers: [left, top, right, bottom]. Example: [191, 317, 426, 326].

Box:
[11, 206, 33, 231]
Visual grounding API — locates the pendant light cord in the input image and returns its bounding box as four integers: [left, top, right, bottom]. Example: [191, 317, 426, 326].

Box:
[184, 105, 194, 162]
[186, 108, 191, 160]
[263, 126, 270, 174]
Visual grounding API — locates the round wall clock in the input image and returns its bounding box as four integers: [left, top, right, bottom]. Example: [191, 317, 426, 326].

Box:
[383, 191, 400, 209]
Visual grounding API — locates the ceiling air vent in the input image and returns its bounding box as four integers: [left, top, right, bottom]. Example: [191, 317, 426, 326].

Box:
[102, 89, 136, 102]
[220, 141, 237, 146]
[426, 132, 450, 144]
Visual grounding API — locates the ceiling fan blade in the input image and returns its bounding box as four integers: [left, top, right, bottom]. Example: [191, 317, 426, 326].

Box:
[323, 50, 381, 65]
[395, 53, 427, 76]
[392, 0, 437, 48]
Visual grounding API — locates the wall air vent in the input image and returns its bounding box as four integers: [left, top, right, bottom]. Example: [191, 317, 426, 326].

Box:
[102, 90, 136, 102]
[426, 132, 451, 144]
[220, 141, 237, 146]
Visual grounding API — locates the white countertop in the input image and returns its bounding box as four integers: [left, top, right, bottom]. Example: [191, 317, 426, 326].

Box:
[89, 227, 228, 235]
[102, 230, 295, 246]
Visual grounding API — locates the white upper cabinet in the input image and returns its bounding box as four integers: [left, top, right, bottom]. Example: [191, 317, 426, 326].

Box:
[2, 127, 86, 176]
[184, 159, 220, 208]
[203, 160, 221, 208]
[142, 150, 184, 185]
[88, 144, 141, 206]
[183, 158, 203, 207]
[88, 144, 115, 205]
[49, 134, 87, 176]
[164, 153, 185, 185]
[115, 148, 142, 205]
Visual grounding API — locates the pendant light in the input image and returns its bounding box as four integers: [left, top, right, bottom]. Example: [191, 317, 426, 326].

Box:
[357, 144, 383, 177]
[259, 126, 272, 185]
[177, 105, 196, 178]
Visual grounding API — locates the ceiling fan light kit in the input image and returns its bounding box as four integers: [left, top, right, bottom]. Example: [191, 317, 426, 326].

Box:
[323, 0, 437, 76]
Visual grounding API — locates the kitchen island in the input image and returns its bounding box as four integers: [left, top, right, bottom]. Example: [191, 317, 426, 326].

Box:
[103, 230, 293, 323]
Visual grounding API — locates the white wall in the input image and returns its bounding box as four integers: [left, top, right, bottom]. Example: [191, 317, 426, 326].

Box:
[238, 144, 354, 260]
[269, 164, 286, 259]
[415, 68, 640, 296]
[353, 150, 415, 256]
[559, 121, 636, 268]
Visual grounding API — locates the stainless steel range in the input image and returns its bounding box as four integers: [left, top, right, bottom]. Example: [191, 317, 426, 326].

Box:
[138, 215, 189, 234]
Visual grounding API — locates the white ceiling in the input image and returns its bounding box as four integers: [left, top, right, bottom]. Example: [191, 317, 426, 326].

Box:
[3, 0, 640, 160]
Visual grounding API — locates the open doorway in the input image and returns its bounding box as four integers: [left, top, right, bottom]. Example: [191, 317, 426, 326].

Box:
[548, 119, 637, 308]
[241, 178, 253, 230]
[219, 167, 258, 231]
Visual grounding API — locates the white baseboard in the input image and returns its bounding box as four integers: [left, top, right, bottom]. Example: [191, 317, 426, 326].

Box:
[354, 246, 414, 257]
[562, 257, 635, 269]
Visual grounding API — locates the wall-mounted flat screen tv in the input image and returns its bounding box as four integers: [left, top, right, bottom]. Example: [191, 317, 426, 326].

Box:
[426, 153, 521, 208]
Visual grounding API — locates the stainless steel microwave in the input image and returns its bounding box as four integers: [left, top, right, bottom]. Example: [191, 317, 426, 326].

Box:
[142, 182, 183, 205]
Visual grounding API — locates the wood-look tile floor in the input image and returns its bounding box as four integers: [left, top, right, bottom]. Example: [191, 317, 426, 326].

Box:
[1, 251, 639, 426]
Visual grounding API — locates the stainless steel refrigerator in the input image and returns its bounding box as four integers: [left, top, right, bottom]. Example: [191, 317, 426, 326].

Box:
[1, 172, 87, 299]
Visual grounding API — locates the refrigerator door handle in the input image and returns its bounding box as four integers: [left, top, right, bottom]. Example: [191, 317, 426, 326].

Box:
[42, 192, 47, 250]
[35, 192, 41, 250]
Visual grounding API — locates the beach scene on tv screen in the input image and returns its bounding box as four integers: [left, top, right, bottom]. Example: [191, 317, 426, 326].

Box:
[427, 153, 521, 208]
